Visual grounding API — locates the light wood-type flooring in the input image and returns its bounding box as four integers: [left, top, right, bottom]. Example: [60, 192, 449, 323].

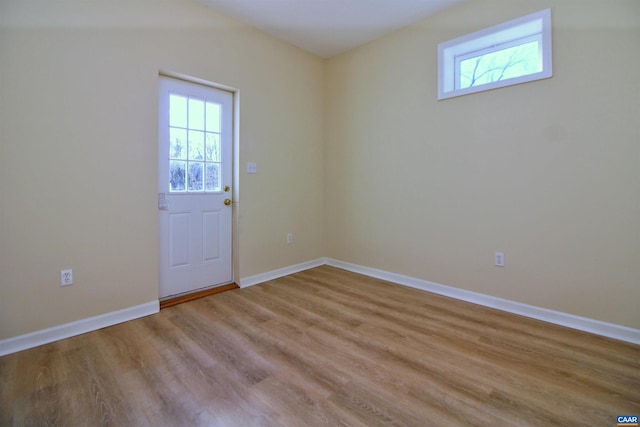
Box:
[1, 266, 639, 426]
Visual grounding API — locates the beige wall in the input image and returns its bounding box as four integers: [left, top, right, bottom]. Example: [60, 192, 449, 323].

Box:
[325, 0, 640, 329]
[1, 0, 639, 341]
[0, 0, 325, 339]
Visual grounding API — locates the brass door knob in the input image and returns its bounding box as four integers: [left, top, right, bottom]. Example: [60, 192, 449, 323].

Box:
[224, 199, 232, 206]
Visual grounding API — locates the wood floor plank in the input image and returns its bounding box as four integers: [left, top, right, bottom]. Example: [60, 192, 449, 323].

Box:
[1, 265, 638, 426]
[168, 305, 276, 388]
[122, 364, 217, 426]
[12, 384, 65, 426]
[12, 343, 69, 399]
[95, 319, 163, 374]
[0, 354, 17, 426]
[55, 339, 148, 426]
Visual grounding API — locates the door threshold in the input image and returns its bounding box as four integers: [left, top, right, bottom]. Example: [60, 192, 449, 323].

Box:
[160, 283, 239, 309]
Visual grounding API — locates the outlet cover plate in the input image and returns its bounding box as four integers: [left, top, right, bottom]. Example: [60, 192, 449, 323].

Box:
[60, 269, 73, 286]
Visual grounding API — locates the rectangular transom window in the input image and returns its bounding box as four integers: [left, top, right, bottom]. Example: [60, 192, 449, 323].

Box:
[438, 9, 552, 100]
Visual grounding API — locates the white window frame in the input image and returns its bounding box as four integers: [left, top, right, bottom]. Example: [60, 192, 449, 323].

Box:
[437, 9, 552, 100]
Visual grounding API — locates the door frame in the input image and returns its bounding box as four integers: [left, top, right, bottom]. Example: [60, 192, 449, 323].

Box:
[158, 70, 240, 298]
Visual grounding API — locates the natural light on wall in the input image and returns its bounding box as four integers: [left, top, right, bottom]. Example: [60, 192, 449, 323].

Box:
[438, 9, 552, 100]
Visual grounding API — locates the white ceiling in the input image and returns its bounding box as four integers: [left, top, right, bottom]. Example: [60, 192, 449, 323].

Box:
[196, 0, 468, 58]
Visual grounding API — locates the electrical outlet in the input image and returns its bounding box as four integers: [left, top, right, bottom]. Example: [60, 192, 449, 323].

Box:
[247, 162, 257, 174]
[287, 233, 293, 244]
[60, 269, 73, 286]
[494, 252, 505, 267]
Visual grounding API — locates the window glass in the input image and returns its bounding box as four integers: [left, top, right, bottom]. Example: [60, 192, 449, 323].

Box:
[458, 39, 541, 89]
[167, 95, 223, 192]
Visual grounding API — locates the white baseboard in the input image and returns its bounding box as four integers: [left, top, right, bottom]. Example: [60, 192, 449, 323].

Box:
[325, 258, 640, 346]
[3, 257, 637, 356]
[239, 258, 327, 288]
[0, 301, 159, 357]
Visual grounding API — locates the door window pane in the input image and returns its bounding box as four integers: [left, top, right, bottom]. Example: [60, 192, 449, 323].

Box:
[205, 163, 220, 191]
[188, 162, 204, 191]
[169, 128, 187, 160]
[169, 95, 187, 128]
[170, 160, 186, 191]
[188, 130, 205, 160]
[188, 98, 205, 130]
[205, 133, 220, 162]
[206, 102, 221, 133]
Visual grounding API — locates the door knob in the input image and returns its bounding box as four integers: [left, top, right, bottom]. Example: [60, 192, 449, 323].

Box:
[224, 199, 232, 206]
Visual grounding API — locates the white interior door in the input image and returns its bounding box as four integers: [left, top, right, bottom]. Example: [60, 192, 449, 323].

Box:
[158, 77, 233, 299]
